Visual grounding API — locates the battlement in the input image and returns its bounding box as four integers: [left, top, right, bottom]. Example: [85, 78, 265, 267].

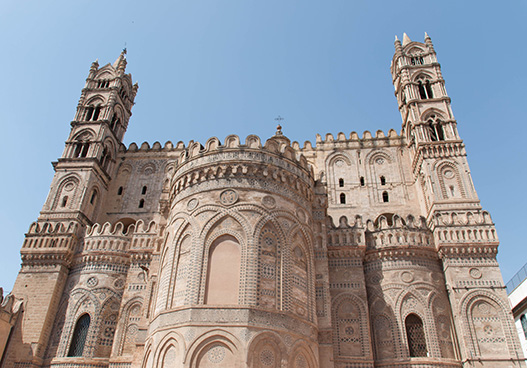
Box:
[365, 214, 434, 250]
[176, 134, 311, 173]
[431, 210, 498, 246]
[121, 140, 186, 153]
[296, 129, 402, 152]
[21, 221, 80, 264]
[327, 215, 365, 248]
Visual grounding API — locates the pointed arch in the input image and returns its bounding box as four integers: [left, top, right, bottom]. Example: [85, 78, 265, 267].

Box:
[435, 161, 466, 199]
[51, 174, 81, 210]
[287, 228, 313, 320]
[405, 314, 428, 357]
[461, 290, 517, 358]
[331, 293, 370, 358]
[255, 221, 283, 310]
[172, 233, 193, 307]
[67, 314, 91, 357]
[287, 340, 317, 368]
[372, 313, 397, 360]
[186, 330, 241, 368]
[115, 297, 144, 356]
[204, 234, 241, 305]
[247, 331, 287, 368]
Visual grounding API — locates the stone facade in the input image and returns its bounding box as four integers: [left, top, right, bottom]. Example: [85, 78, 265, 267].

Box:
[2, 34, 525, 367]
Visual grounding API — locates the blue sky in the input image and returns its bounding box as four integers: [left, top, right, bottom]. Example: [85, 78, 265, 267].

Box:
[1, 1, 526, 290]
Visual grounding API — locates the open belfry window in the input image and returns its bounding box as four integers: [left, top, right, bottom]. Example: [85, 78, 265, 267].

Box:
[426, 114, 445, 141]
[416, 75, 433, 99]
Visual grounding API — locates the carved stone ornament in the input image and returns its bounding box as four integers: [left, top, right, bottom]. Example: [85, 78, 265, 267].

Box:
[219, 189, 238, 205]
[187, 198, 199, 211]
[401, 271, 414, 283]
[262, 195, 276, 209]
[86, 276, 98, 287]
[469, 267, 482, 279]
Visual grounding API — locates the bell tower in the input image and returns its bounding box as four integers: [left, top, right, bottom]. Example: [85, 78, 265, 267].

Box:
[2, 52, 138, 368]
[391, 32, 479, 216]
[39, 50, 138, 225]
[392, 34, 524, 366]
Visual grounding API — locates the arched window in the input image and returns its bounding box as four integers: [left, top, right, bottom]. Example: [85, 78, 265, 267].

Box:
[117, 186, 123, 195]
[340, 193, 346, 204]
[139, 199, 145, 208]
[521, 314, 527, 339]
[61, 196, 68, 207]
[110, 114, 120, 131]
[89, 190, 97, 205]
[360, 177, 365, 186]
[339, 178, 344, 187]
[68, 314, 90, 357]
[416, 76, 433, 99]
[93, 106, 102, 121]
[426, 114, 445, 141]
[142, 186, 147, 195]
[100, 147, 111, 171]
[84, 106, 94, 121]
[380, 176, 386, 185]
[405, 314, 427, 357]
[205, 235, 241, 304]
[382, 191, 389, 203]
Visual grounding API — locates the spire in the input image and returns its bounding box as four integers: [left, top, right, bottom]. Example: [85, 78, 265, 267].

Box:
[402, 33, 412, 46]
[424, 32, 435, 51]
[113, 49, 128, 74]
[394, 35, 403, 54]
[88, 59, 99, 79]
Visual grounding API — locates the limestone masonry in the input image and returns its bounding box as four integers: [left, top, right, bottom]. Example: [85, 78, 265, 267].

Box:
[2, 34, 525, 368]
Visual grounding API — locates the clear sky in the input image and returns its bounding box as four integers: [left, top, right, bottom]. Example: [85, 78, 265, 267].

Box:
[1, 1, 526, 291]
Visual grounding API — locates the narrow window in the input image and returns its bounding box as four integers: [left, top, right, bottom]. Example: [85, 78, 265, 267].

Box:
[521, 314, 527, 339]
[428, 121, 438, 141]
[90, 190, 97, 204]
[418, 81, 427, 99]
[68, 314, 90, 357]
[405, 314, 427, 357]
[340, 193, 346, 204]
[61, 196, 68, 207]
[436, 124, 445, 140]
[73, 144, 81, 158]
[80, 143, 89, 158]
[85, 106, 94, 121]
[360, 177, 365, 186]
[139, 199, 145, 208]
[380, 176, 386, 185]
[425, 80, 433, 99]
[93, 106, 101, 121]
[142, 186, 147, 195]
[449, 185, 455, 197]
[339, 178, 344, 187]
[117, 186, 123, 195]
[382, 191, 389, 203]
[110, 114, 118, 130]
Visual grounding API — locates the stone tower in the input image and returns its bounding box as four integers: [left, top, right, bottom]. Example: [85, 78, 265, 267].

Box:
[2, 36, 524, 368]
[391, 33, 523, 367]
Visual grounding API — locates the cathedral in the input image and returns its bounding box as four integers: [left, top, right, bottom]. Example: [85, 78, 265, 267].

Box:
[1, 34, 524, 368]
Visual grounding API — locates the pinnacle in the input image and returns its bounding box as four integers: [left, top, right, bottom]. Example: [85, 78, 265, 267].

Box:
[402, 33, 412, 46]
